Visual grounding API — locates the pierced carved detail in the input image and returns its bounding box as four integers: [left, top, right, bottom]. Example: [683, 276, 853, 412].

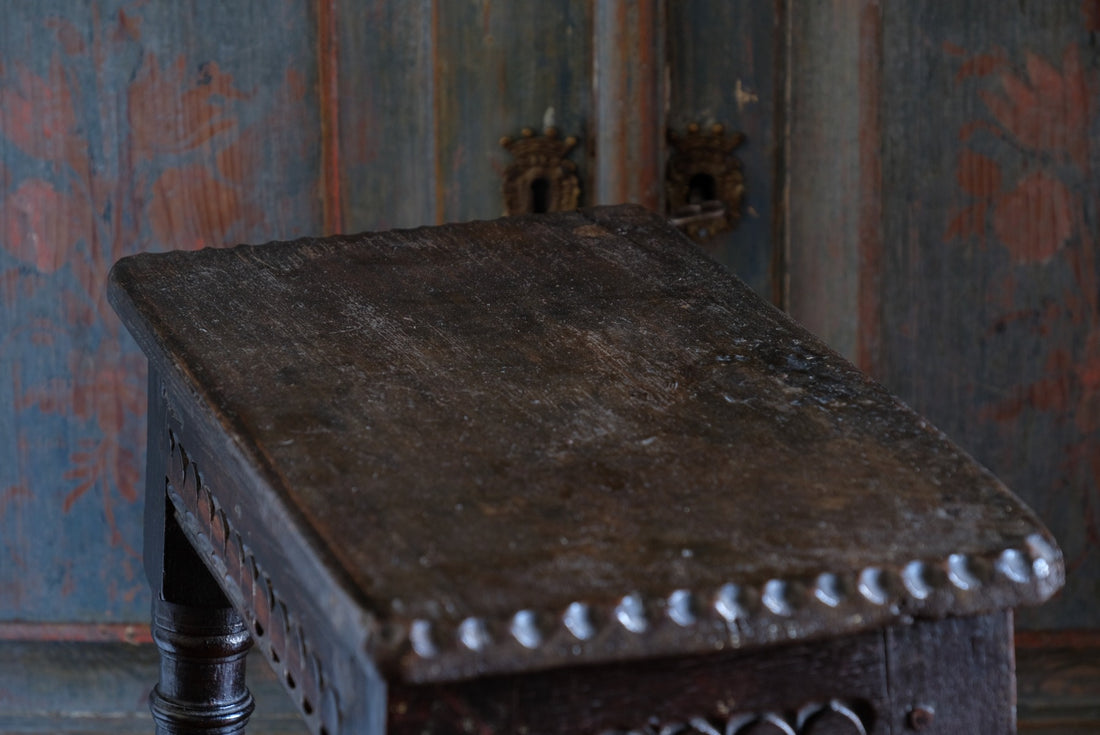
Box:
[166, 428, 343, 735]
[500, 127, 581, 215]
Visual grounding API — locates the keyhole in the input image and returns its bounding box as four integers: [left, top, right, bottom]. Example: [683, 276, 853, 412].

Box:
[688, 172, 717, 204]
[531, 177, 551, 213]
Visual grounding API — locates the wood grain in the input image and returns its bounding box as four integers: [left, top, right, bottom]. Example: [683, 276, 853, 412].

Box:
[6, 635, 1097, 734]
[885, 612, 1015, 734]
[389, 624, 891, 735]
[1017, 642, 1100, 734]
[786, 0, 872, 362]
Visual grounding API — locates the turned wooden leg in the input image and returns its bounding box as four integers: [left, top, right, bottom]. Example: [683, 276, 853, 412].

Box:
[150, 598, 255, 734]
[145, 371, 254, 734]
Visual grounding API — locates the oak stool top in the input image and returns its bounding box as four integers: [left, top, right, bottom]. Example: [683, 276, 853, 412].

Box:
[109, 205, 1062, 733]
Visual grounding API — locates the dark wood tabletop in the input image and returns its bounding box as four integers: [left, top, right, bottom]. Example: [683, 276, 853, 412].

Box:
[108, 205, 1062, 691]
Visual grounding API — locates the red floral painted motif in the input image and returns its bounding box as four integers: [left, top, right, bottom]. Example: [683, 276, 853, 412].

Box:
[945, 39, 1100, 573]
[992, 170, 1075, 264]
[981, 47, 1090, 168]
[0, 7, 307, 560]
[1, 178, 94, 273]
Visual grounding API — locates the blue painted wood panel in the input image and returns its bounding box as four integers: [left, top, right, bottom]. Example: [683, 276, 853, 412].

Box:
[433, 1, 591, 224]
[877, 1, 1100, 630]
[789, 0, 1100, 630]
[337, 0, 438, 232]
[0, 1, 323, 622]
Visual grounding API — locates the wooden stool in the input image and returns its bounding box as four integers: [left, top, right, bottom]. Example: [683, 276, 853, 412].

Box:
[109, 205, 1063, 734]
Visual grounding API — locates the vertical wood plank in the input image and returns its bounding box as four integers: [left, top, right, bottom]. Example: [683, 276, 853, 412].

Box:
[318, 0, 344, 235]
[667, 0, 781, 300]
[786, 0, 879, 362]
[337, 0, 437, 231]
[886, 613, 1015, 735]
[433, 1, 591, 224]
[592, 0, 665, 211]
[856, 3, 884, 376]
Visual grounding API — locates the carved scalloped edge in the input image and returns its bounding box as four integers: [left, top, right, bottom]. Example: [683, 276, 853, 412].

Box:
[167, 429, 342, 735]
[600, 699, 868, 735]
[403, 533, 1062, 662]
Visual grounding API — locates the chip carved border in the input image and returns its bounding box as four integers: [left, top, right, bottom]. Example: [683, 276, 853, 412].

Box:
[166, 427, 344, 735]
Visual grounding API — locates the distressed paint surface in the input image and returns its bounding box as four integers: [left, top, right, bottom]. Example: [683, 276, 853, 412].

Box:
[788, 1, 1099, 629]
[433, 1, 591, 224]
[0, 1, 322, 622]
[338, 0, 437, 232]
[6, 0, 1091, 639]
[879, 2, 1100, 630]
[667, 0, 779, 301]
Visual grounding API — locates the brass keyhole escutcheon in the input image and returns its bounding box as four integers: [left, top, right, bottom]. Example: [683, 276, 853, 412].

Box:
[666, 123, 746, 242]
[500, 127, 581, 216]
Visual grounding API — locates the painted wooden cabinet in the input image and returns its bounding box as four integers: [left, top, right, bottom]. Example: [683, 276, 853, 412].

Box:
[0, 0, 1094, 647]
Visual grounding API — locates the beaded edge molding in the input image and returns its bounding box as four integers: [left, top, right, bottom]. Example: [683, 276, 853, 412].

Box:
[400, 532, 1061, 672]
[166, 429, 343, 735]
